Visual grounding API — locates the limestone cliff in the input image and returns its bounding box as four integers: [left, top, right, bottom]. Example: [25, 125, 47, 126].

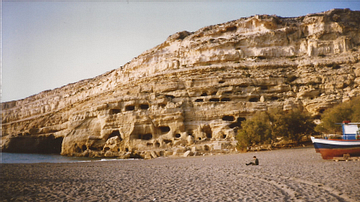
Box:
[2, 9, 360, 158]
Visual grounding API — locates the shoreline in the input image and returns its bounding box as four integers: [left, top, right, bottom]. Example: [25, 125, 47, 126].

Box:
[1, 144, 315, 165]
[1, 147, 359, 201]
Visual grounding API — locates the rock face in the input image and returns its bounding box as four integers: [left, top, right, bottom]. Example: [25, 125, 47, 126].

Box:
[2, 9, 360, 158]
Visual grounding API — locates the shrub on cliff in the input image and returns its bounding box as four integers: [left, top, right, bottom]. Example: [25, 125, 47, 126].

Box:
[236, 108, 315, 150]
[315, 97, 360, 134]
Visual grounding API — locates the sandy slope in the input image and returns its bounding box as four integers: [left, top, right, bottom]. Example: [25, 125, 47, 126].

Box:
[1, 147, 359, 201]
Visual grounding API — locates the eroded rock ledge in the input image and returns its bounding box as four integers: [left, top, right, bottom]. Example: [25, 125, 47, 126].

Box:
[2, 9, 360, 159]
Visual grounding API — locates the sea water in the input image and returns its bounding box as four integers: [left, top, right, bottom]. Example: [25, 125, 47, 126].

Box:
[0, 152, 133, 164]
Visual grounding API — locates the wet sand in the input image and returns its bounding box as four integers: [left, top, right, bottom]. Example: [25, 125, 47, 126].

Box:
[1, 147, 359, 201]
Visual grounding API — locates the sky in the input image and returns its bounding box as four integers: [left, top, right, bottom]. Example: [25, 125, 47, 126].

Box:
[2, 1, 360, 102]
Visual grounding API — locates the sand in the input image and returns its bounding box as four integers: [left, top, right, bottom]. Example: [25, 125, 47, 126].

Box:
[1, 147, 359, 202]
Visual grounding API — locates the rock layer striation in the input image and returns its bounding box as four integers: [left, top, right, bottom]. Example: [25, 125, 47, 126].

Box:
[2, 9, 360, 158]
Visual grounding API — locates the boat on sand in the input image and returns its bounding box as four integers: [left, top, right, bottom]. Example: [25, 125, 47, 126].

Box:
[311, 121, 360, 160]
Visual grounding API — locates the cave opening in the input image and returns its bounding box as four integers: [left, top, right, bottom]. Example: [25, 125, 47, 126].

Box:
[142, 134, 153, 140]
[140, 104, 150, 110]
[13, 135, 65, 154]
[209, 98, 220, 102]
[130, 133, 153, 140]
[221, 98, 231, 102]
[82, 145, 87, 151]
[195, 99, 204, 102]
[222, 115, 235, 121]
[108, 130, 122, 141]
[203, 125, 212, 139]
[163, 139, 173, 145]
[229, 117, 246, 128]
[159, 126, 171, 134]
[89, 146, 102, 151]
[165, 95, 175, 99]
[204, 145, 210, 151]
[249, 97, 259, 102]
[110, 109, 121, 114]
[125, 105, 135, 111]
[175, 133, 181, 138]
[260, 85, 268, 90]
[201, 92, 208, 96]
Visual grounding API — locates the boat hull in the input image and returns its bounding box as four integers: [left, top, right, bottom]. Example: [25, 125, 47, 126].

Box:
[311, 137, 360, 159]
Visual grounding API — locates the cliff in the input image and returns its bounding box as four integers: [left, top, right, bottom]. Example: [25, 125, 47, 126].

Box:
[2, 9, 360, 158]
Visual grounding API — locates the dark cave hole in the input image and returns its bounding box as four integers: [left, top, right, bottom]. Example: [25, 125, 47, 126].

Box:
[140, 104, 149, 110]
[142, 133, 153, 140]
[159, 126, 171, 133]
[165, 95, 175, 99]
[204, 145, 210, 151]
[164, 139, 173, 145]
[222, 115, 235, 121]
[108, 130, 122, 141]
[229, 117, 246, 128]
[209, 98, 220, 102]
[27, 135, 64, 154]
[82, 145, 87, 151]
[260, 86, 268, 90]
[125, 105, 135, 111]
[110, 109, 121, 114]
[221, 98, 231, 102]
[249, 97, 259, 102]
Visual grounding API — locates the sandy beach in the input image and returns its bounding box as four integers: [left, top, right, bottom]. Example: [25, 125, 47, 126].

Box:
[1, 147, 359, 202]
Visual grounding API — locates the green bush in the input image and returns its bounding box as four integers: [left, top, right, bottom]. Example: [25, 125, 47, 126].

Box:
[315, 97, 360, 133]
[271, 108, 315, 143]
[236, 111, 272, 150]
[236, 108, 315, 150]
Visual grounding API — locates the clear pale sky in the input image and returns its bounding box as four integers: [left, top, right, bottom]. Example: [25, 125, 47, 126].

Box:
[2, 1, 360, 102]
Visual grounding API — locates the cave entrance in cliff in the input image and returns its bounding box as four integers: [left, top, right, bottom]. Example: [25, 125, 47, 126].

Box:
[38, 135, 63, 154]
[249, 97, 259, 102]
[229, 117, 246, 129]
[222, 115, 235, 122]
[159, 126, 171, 134]
[108, 130, 122, 141]
[202, 125, 212, 139]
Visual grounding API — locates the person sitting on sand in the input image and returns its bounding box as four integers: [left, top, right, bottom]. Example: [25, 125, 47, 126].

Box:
[246, 156, 259, 166]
